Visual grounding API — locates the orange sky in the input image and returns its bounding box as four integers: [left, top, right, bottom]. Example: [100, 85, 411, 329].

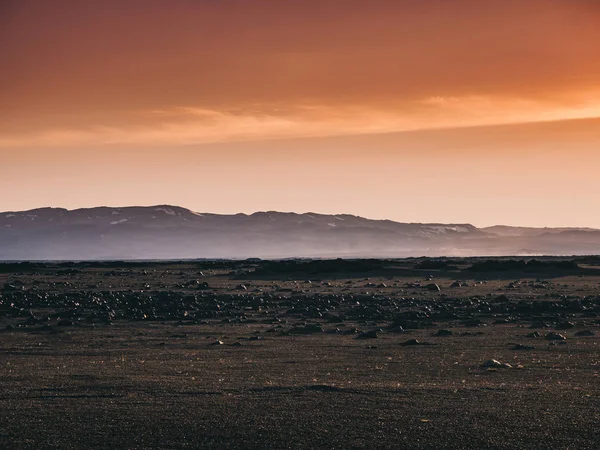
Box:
[1, 0, 600, 227]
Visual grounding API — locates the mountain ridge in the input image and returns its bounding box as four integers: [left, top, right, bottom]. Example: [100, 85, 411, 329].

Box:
[1, 205, 599, 260]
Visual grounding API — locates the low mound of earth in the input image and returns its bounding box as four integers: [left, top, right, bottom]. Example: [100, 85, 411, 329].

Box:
[0, 257, 599, 449]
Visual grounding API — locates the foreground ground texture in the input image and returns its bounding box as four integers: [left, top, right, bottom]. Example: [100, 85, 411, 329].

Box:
[1, 257, 599, 449]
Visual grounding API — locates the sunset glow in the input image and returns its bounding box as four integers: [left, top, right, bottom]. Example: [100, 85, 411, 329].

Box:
[2, 0, 600, 226]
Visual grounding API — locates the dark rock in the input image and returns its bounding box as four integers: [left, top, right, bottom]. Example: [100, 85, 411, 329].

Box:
[3, 283, 24, 292]
[529, 321, 551, 329]
[356, 330, 379, 339]
[492, 319, 511, 324]
[512, 344, 535, 350]
[481, 359, 512, 369]
[462, 319, 486, 327]
[288, 324, 324, 335]
[400, 339, 430, 346]
[545, 332, 567, 341]
[555, 321, 575, 330]
[343, 327, 360, 335]
[433, 329, 453, 337]
[574, 330, 595, 337]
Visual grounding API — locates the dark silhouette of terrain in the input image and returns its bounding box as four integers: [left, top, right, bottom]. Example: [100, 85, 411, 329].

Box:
[1, 205, 600, 260]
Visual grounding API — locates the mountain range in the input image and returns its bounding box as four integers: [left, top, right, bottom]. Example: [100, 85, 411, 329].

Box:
[1, 205, 599, 260]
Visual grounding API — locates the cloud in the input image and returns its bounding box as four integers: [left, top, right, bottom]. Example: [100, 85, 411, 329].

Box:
[2, 89, 600, 149]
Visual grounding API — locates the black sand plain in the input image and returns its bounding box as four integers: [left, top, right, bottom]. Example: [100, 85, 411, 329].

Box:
[1, 257, 599, 449]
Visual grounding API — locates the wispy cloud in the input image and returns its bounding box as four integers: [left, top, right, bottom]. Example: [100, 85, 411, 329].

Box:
[2, 90, 600, 149]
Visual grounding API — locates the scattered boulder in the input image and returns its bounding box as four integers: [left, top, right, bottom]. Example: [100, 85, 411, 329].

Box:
[433, 329, 453, 337]
[386, 325, 405, 334]
[481, 359, 512, 369]
[289, 324, 324, 335]
[462, 319, 486, 327]
[343, 327, 361, 335]
[356, 330, 379, 339]
[400, 339, 430, 346]
[492, 319, 508, 324]
[57, 319, 75, 327]
[555, 321, 575, 330]
[512, 344, 535, 350]
[425, 284, 441, 292]
[545, 332, 567, 341]
[3, 283, 24, 292]
[574, 330, 595, 337]
[197, 282, 210, 290]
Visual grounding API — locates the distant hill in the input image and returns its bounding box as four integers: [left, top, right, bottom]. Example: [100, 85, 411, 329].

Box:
[1, 206, 599, 260]
[481, 225, 599, 237]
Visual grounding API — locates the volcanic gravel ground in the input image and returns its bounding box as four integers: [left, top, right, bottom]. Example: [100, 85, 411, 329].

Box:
[0, 258, 599, 449]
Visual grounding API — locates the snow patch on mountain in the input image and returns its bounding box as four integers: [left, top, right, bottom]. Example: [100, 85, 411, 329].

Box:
[155, 207, 176, 216]
[110, 219, 129, 225]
